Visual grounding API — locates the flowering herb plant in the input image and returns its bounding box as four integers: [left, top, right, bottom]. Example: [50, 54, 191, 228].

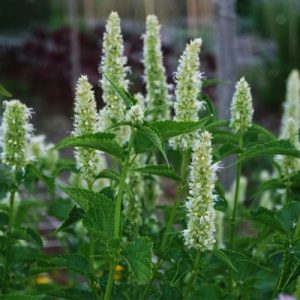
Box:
[1, 12, 300, 300]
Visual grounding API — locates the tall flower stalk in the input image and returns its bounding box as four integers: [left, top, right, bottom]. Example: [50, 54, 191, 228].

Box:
[73, 75, 105, 298]
[171, 38, 204, 150]
[0, 99, 33, 291]
[276, 70, 300, 178]
[229, 77, 253, 293]
[161, 38, 203, 251]
[99, 11, 130, 145]
[183, 131, 218, 299]
[143, 15, 170, 120]
[73, 75, 105, 188]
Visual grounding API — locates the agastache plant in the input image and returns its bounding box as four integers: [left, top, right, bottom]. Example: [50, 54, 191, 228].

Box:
[73, 75, 105, 187]
[0, 100, 33, 172]
[99, 11, 130, 144]
[143, 15, 170, 120]
[171, 38, 204, 150]
[183, 130, 218, 299]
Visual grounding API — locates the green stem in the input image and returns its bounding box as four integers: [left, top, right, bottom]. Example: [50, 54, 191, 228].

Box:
[2, 175, 17, 293]
[229, 134, 243, 294]
[273, 248, 289, 297]
[160, 151, 190, 252]
[184, 252, 201, 300]
[103, 129, 136, 300]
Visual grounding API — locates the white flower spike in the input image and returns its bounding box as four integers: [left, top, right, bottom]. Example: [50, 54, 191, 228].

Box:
[143, 15, 170, 120]
[183, 131, 218, 251]
[230, 77, 254, 134]
[1, 99, 33, 172]
[171, 38, 204, 150]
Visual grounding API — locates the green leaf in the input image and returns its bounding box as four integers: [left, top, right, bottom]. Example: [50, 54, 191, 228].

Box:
[123, 237, 153, 284]
[150, 117, 210, 141]
[59, 186, 92, 211]
[212, 130, 238, 144]
[96, 169, 120, 182]
[25, 227, 43, 248]
[57, 206, 85, 232]
[0, 84, 12, 98]
[12, 227, 43, 247]
[54, 132, 124, 160]
[82, 194, 114, 236]
[201, 93, 217, 119]
[240, 140, 300, 162]
[104, 75, 137, 108]
[132, 165, 180, 181]
[136, 125, 168, 164]
[277, 202, 300, 237]
[214, 184, 228, 212]
[144, 103, 170, 117]
[246, 124, 276, 142]
[159, 283, 183, 300]
[55, 159, 78, 176]
[212, 249, 238, 272]
[254, 178, 285, 196]
[61, 253, 90, 275]
[215, 143, 242, 162]
[251, 207, 285, 234]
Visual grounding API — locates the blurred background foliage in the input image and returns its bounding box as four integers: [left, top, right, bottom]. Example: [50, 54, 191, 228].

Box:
[0, 0, 299, 140]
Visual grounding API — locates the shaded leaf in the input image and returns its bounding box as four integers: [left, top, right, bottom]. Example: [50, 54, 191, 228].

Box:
[212, 249, 238, 272]
[0, 84, 12, 98]
[123, 237, 153, 284]
[104, 75, 137, 108]
[150, 117, 210, 141]
[132, 165, 180, 181]
[82, 194, 114, 236]
[54, 132, 124, 160]
[57, 206, 85, 232]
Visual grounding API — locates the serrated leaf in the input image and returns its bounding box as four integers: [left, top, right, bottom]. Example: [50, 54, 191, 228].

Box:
[82, 194, 114, 236]
[277, 202, 300, 237]
[57, 206, 85, 232]
[96, 169, 120, 182]
[132, 165, 180, 181]
[61, 253, 90, 275]
[212, 130, 238, 144]
[59, 186, 92, 211]
[136, 125, 168, 164]
[212, 249, 238, 272]
[240, 140, 300, 162]
[144, 104, 170, 117]
[123, 237, 153, 284]
[0, 84, 12, 98]
[55, 159, 78, 176]
[150, 117, 210, 141]
[54, 132, 124, 159]
[246, 124, 276, 142]
[104, 75, 137, 108]
[215, 143, 242, 162]
[251, 207, 285, 233]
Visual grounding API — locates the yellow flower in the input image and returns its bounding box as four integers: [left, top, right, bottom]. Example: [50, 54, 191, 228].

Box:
[114, 264, 125, 281]
[35, 273, 52, 285]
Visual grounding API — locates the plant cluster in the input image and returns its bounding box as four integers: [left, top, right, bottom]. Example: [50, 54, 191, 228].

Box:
[1, 12, 300, 300]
